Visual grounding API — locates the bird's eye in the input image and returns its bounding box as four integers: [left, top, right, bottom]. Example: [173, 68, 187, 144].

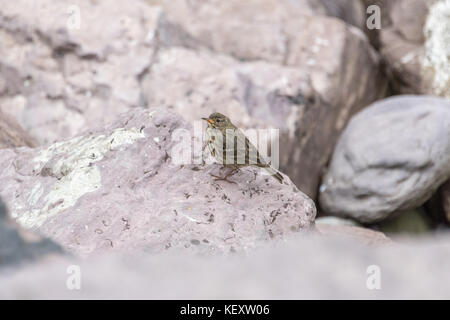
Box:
[216, 118, 223, 122]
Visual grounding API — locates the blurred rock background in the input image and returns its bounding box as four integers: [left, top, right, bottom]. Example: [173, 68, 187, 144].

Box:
[0, 0, 449, 299]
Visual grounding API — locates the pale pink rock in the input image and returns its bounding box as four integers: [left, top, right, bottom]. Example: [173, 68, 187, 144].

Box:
[319, 96, 450, 223]
[0, 0, 162, 144]
[0, 108, 316, 256]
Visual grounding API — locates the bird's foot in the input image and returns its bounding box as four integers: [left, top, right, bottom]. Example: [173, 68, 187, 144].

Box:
[210, 174, 236, 184]
[210, 168, 238, 184]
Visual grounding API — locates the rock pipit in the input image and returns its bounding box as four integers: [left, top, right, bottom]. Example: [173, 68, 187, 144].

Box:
[202, 113, 284, 184]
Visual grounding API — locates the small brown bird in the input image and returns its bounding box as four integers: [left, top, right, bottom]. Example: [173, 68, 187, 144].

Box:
[202, 113, 284, 184]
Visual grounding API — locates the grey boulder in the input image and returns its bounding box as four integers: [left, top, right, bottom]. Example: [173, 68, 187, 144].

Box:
[319, 95, 450, 223]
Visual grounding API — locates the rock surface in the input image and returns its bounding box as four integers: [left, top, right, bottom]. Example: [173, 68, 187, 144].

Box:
[153, 0, 367, 63]
[315, 223, 392, 246]
[2, 233, 450, 299]
[0, 197, 62, 268]
[378, 0, 450, 97]
[378, 209, 433, 236]
[0, 107, 316, 256]
[319, 95, 450, 223]
[0, 0, 161, 144]
[0, 110, 36, 148]
[422, 0, 450, 98]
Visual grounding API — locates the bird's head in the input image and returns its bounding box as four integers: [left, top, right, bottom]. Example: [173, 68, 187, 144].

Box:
[202, 112, 232, 129]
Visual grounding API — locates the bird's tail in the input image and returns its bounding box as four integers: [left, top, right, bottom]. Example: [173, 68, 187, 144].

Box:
[262, 165, 284, 184]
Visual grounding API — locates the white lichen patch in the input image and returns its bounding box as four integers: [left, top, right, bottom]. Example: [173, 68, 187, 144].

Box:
[13, 128, 145, 228]
[423, 0, 450, 98]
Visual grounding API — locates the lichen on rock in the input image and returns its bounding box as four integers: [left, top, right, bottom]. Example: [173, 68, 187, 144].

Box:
[11, 128, 146, 228]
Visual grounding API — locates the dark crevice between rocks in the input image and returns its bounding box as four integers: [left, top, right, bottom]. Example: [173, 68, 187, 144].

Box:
[0, 198, 64, 270]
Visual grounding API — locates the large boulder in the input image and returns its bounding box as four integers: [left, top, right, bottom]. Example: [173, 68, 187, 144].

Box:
[0, 107, 316, 256]
[319, 95, 450, 223]
[0, 0, 386, 198]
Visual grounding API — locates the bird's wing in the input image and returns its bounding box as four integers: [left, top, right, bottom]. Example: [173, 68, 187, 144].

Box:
[227, 128, 269, 166]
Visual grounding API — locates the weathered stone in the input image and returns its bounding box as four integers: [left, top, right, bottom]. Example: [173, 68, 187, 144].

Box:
[319, 95, 450, 223]
[0, 108, 316, 256]
[0, 110, 36, 148]
[427, 180, 450, 225]
[361, 0, 395, 49]
[151, 0, 367, 63]
[0, 0, 161, 144]
[319, 0, 366, 29]
[422, 0, 450, 98]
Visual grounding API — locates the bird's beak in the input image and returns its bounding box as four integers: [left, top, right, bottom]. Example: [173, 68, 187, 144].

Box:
[202, 118, 214, 124]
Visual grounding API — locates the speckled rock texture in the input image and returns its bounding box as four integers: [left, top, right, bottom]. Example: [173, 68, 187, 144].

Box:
[0, 0, 161, 144]
[0, 107, 316, 256]
[319, 95, 450, 223]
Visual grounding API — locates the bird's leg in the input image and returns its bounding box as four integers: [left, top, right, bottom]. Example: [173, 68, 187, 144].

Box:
[210, 167, 238, 184]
